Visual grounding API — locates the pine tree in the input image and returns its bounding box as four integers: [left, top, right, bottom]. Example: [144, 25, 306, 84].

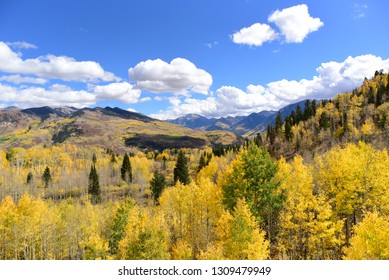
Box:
[110, 153, 117, 163]
[173, 150, 190, 185]
[92, 153, 97, 164]
[296, 104, 303, 124]
[197, 154, 207, 173]
[120, 153, 132, 183]
[254, 132, 263, 147]
[88, 165, 101, 204]
[150, 171, 166, 204]
[319, 112, 330, 130]
[275, 112, 283, 134]
[26, 172, 34, 185]
[284, 117, 293, 142]
[42, 166, 51, 188]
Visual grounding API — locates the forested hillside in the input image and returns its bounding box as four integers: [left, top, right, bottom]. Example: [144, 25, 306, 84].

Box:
[0, 72, 389, 260]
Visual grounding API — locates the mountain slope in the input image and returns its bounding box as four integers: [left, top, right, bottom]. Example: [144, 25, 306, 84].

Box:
[0, 106, 242, 152]
[261, 72, 389, 159]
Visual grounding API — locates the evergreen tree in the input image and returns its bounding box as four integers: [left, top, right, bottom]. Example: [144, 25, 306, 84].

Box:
[254, 132, 263, 147]
[319, 112, 330, 130]
[290, 110, 296, 125]
[121, 153, 132, 183]
[303, 100, 312, 120]
[267, 125, 276, 145]
[92, 153, 97, 164]
[295, 104, 303, 124]
[26, 172, 33, 185]
[42, 166, 51, 188]
[311, 99, 317, 117]
[110, 153, 117, 163]
[173, 150, 191, 185]
[88, 165, 101, 204]
[284, 117, 293, 142]
[275, 112, 283, 134]
[162, 155, 167, 170]
[197, 154, 207, 173]
[150, 171, 166, 204]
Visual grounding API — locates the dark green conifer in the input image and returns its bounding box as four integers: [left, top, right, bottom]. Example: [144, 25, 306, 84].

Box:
[275, 112, 283, 134]
[42, 166, 51, 188]
[173, 150, 190, 185]
[88, 165, 101, 204]
[121, 153, 132, 183]
[284, 118, 293, 142]
[150, 171, 166, 204]
[27, 172, 34, 185]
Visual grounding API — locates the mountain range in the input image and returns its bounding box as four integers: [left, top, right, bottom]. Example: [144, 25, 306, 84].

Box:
[168, 100, 307, 136]
[0, 106, 241, 152]
[0, 100, 308, 151]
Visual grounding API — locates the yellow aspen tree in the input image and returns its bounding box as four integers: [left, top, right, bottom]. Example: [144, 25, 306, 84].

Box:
[216, 199, 269, 260]
[171, 240, 192, 260]
[84, 233, 109, 260]
[159, 180, 223, 259]
[277, 156, 342, 260]
[0, 196, 17, 259]
[316, 142, 389, 246]
[197, 243, 225, 260]
[344, 212, 389, 260]
[118, 206, 169, 260]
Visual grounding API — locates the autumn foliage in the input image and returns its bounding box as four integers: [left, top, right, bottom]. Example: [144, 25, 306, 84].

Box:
[1, 73, 389, 260]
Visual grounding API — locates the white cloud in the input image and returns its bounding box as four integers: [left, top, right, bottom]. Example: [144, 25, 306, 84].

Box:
[0, 74, 47, 84]
[352, 4, 368, 19]
[151, 54, 389, 120]
[205, 41, 219, 49]
[93, 82, 141, 104]
[6, 41, 37, 49]
[128, 58, 213, 95]
[0, 82, 96, 108]
[0, 80, 148, 108]
[127, 108, 137, 113]
[268, 4, 323, 43]
[231, 23, 278, 46]
[0, 41, 118, 82]
[139, 97, 152, 103]
[169, 97, 182, 107]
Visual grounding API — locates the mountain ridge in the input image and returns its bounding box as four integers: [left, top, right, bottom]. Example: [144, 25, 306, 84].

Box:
[167, 100, 308, 136]
[0, 106, 242, 152]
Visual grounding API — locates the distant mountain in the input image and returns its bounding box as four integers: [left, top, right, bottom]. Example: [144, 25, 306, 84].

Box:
[168, 114, 215, 129]
[232, 110, 277, 135]
[168, 100, 308, 136]
[0, 106, 242, 152]
[21, 106, 79, 117]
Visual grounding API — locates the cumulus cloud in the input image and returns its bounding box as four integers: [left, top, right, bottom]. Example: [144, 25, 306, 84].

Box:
[0, 74, 47, 84]
[151, 54, 389, 120]
[0, 82, 96, 108]
[268, 4, 323, 43]
[128, 58, 213, 95]
[0, 41, 118, 82]
[0, 80, 149, 108]
[232, 23, 278, 46]
[93, 82, 141, 104]
[6, 41, 37, 49]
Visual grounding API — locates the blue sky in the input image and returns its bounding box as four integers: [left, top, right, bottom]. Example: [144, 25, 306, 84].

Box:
[0, 0, 388, 119]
